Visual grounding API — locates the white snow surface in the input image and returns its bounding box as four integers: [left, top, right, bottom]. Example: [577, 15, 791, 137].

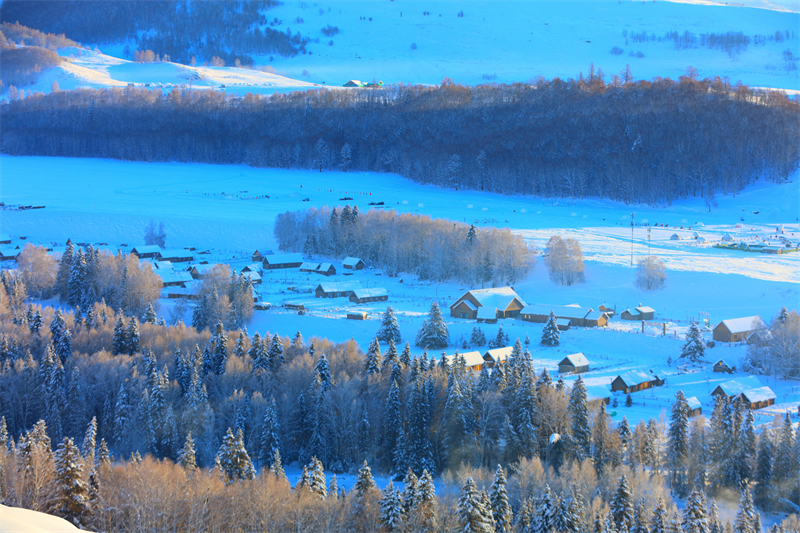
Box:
[0, 505, 86, 533]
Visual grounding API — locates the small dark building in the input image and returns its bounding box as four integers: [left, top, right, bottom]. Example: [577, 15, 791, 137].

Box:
[611, 370, 663, 394]
[558, 353, 591, 374]
[263, 253, 303, 270]
[343, 257, 366, 270]
[349, 288, 388, 304]
[686, 396, 703, 418]
[713, 359, 733, 374]
[130, 245, 162, 258]
[316, 263, 336, 276]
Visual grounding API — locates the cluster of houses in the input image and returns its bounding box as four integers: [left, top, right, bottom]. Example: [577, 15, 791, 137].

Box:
[670, 225, 799, 254]
[343, 79, 384, 88]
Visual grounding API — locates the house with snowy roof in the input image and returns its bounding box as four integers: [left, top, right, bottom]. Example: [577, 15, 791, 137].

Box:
[349, 288, 388, 304]
[315, 281, 363, 298]
[686, 396, 702, 417]
[157, 249, 194, 263]
[252, 249, 273, 262]
[449, 287, 526, 320]
[670, 233, 682, 240]
[620, 305, 655, 321]
[520, 304, 606, 327]
[241, 264, 261, 274]
[243, 271, 262, 285]
[343, 257, 366, 270]
[711, 376, 776, 409]
[585, 384, 611, 406]
[442, 351, 485, 371]
[712, 316, 765, 342]
[130, 245, 162, 258]
[263, 253, 303, 270]
[482, 346, 514, 367]
[713, 359, 733, 374]
[156, 270, 194, 287]
[611, 370, 663, 394]
[558, 353, 591, 374]
[300, 261, 320, 272]
[0, 248, 20, 261]
[152, 261, 174, 270]
[315, 263, 336, 276]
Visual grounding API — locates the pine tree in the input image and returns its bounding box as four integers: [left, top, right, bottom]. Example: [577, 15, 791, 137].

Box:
[177, 432, 198, 472]
[307, 456, 327, 499]
[126, 317, 140, 355]
[81, 416, 97, 466]
[681, 321, 705, 364]
[142, 303, 157, 324]
[112, 316, 127, 355]
[753, 433, 773, 510]
[355, 459, 377, 500]
[260, 397, 281, 468]
[329, 474, 339, 499]
[733, 485, 756, 533]
[683, 486, 710, 533]
[400, 342, 412, 367]
[377, 306, 402, 344]
[364, 337, 381, 375]
[402, 469, 418, 513]
[611, 475, 635, 531]
[569, 376, 591, 461]
[314, 352, 332, 391]
[380, 481, 405, 531]
[249, 332, 268, 372]
[668, 391, 690, 495]
[651, 497, 669, 533]
[458, 477, 494, 533]
[415, 302, 450, 349]
[56, 240, 75, 300]
[443, 379, 473, 466]
[53, 436, 89, 526]
[215, 428, 256, 484]
[541, 311, 560, 346]
[270, 448, 287, 482]
[470, 326, 487, 347]
[490, 464, 513, 532]
[267, 333, 284, 371]
[211, 321, 228, 375]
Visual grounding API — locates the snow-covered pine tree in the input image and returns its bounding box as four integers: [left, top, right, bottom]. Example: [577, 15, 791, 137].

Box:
[80, 416, 97, 466]
[53, 436, 89, 526]
[380, 481, 405, 531]
[126, 317, 140, 355]
[215, 427, 256, 484]
[177, 432, 197, 472]
[329, 474, 339, 499]
[458, 477, 494, 533]
[681, 321, 705, 364]
[377, 306, 402, 344]
[683, 486, 710, 533]
[402, 469, 418, 513]
[111, 315, 128, 356]
[364, 337, 381, 375]
[541, 311, 560, 347]
[142, 303, 157, 324]
[355, 459, 377, 500]
[668, 391, 690, 495]
[211, 321, 228, 375]
[611, 474, 634, 531]
[308, 456, 327, 499]
[400, 342, 412, 367]
[249, 332, 269, 372]
[470, 326, 486, 347]
[267, 333, 285, 372]
[260, 397, 281, 468]
[415, 302, 450, 349]
[651, 497, 669, 533]
[733, 485, 757, 533]
[490, 464, 513, 532]
[314, 352, 332, 391]
[270, 448, 287, 482]
[753, 432, 773, 510]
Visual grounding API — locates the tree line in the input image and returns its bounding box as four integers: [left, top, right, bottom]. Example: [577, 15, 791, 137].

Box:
[1, 72, 798, 205]
[274, 206, 535, 284]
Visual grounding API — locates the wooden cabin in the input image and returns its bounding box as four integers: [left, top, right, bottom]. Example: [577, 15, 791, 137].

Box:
[482, 346, 514, 367]
[611, 370, 663, 394]
[243, 271, 262, 285]
[711, 376, 776, 409]
[442, 351, 485, 371]
[315, 263, 336, 276]
[556, 318, 571, 331]
[520, 304, 594, 327]
[241, 264, 261, 274]
[598, 304, 615, 317]
[130, 245, 161, 258]
[347, 312, 368, 320]
[621, 305, 655, 321]
[155, 270, 193, 287]
[157, 249, 194, 263]
[349, 288, 388, 304]
[263, 253, 303, 270]
[449, 287, 527, 320]
[315, 281, 362, 298]
[343, 257, 366, 270]
[252, 249, 273, 262]
[712, 316, 765, 342]
[300, 262, 320, 273]
[713, 359, 733, 374]
[558, 353, 591, 374]
[583, 311, 609, 327]
[686, 396, 703, 417]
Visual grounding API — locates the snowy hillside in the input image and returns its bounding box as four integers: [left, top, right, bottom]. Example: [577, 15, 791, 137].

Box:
[0, 505, 85, 533]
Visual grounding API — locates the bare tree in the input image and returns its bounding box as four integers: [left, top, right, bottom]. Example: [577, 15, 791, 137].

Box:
[144, 220, 166, 248]
[545, 236, 585, 286]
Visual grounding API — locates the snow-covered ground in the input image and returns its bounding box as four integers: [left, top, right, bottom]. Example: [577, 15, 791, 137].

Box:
[0, 505, 85, 533]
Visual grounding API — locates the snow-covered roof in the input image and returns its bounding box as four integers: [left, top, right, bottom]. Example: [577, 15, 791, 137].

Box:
[264, 253, 303, 265]
[300, 261, 320, 270]
[615, 370, 657, 387]
[158, 248, 193, 259]
[484, 346, 514, 362]
[317, 281, 363, 293]
[721, 233, 734, 241]
[152, 261, 173, 270]
[477, 306, 497, 319]
[444, 351, 485, 368]
[156, 270, 193, 284]
[343, 257, 363, 267]
[585, 384, 611, 401]
[0, 248, 20, 258]
[241, 263, 261, 272]
[714, 359, 730, 367]
[351, 288, 387, 299]
[584, 311, 606, 321]
[556, 318, 572, 326]
[453, 287, 527, 311]
[670, 233, 681, 240]
[521, 304, 589, 320]
[718, 316, 765, 334]
[190, 264, 219, 274]
[560, 353, 590, 367]
[130, 245, 162, 255]
[714, 376, 765, 397]
[317, 262, 334, 271]
[742, 386, 776, 404]
[686, 396, 702, 411]
[635, 306, 655, 314]
[458, 299, 477, 311]
[243, 271, 262, 281]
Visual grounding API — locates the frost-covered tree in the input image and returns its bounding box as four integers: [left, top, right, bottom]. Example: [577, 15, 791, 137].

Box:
[733, 485, 757, 533]
[458, 477, 494, 533]
[415, 302, 450, 349]
[260, 397, 281, 468]
[611, 474, 634, 531]
[490, 465, 513, 532]
[753, 433, 773, 510]
[470, 326, 487, 347]
[541, 311, 560, 347]
[636, 255, 667, 291]
[307, 456, 327, 499]
[355, 459, 377, 500]
[683, 486, 710, 533]
[364, 337, 382, 375]
[142, 303, 157, 324]
[380, 481, 404, 531]
[545, 235, 585, 285]
[668, 391, 690, 494]
[53, 436, 89, 526]
[681, 321, 705, 364]
[569, 376, 591, 461]
[216, 428, 255, 484]
[177, 432, 197, 472]
[377, 306, 402, 344]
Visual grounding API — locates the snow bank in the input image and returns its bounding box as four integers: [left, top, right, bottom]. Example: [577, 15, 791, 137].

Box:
[0, 505, 86, 533]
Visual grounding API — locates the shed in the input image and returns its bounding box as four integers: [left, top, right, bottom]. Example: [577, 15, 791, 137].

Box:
[157, 249, 194, 263]
[686, 396, 702, 417]
[343, 257, 366, 270]
[241, 264, 261, 273]
[347, 312, 368, 320]
[315, 263, 336, 276]
[635, 306, 655, 320]
[315, 281, 363, 298]
[263, 253, 304, 270]
[712, 316, 765, 342]
[449, 287, 527, 320]
[252, 249, 273, 262]
[670, 233, 682, 240]
[611, 370, 662, 394]
[349, 288, 388, 304]
[482, 346, 514, 367]
[558, 353, 590, 374]
[556, 318, 572, 331]
[583, 311, 609, 327]
[585, 384, 612, 406]
[0, 249, 20, 261]
[130, 245, 162, 258]
[300, 262, 321, 272]
[713, 359, 733, 374]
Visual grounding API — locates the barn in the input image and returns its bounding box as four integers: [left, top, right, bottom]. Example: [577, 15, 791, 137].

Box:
[343, 257, 366, 270]
[712, 316, 765, 342]
[130, 245, 161, 258]
[349, 288, 388, 304]
[482, 346, 514, 367]
[611, 370, 663, 394]
[449, 287, 527, 320]
[316, 263, 337, 276]
[157, 249, 194, 263]
[263, 253, 304, 270]
[686, 396, 703, 417]
[315, 281, 363, 298]
[711, 376, 776, 410]
[558, 353, 591, 374]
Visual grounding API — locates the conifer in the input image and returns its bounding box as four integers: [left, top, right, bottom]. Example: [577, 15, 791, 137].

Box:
[377, 306, 402, 344]
[380, 481, 405, 531]
[681, 321, 705, 363]
[541, 311, 561, 346]
[355, 459, 377, 500]
[177, 432, 197, 473]
[458, 477, 494, 533]
[490, 464, 513, 532]
[53, 436, 89, 526]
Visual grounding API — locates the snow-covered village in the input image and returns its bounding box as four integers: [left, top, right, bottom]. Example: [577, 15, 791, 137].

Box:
[0, 1, 799, 532]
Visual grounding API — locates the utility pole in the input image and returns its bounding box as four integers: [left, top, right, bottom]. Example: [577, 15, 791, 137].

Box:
[630, 212, 635, 266]
[648, 226, 651, 257]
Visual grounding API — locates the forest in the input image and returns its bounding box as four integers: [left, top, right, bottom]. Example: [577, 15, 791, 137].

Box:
[273, 206, 535, 284]
[1, 257, 799, 531]
[0, 0, 306, 66]
[1, 73, 798, 205]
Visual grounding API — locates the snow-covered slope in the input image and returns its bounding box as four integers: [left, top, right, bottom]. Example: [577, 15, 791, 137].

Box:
[259, 0, 800, 90]
[21, 46, 326, 97]
[0, 505, 85, 533]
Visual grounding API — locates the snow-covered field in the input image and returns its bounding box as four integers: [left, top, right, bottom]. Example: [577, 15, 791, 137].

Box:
[0, 504, 84, 533]
[1, 155, 797, 428]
